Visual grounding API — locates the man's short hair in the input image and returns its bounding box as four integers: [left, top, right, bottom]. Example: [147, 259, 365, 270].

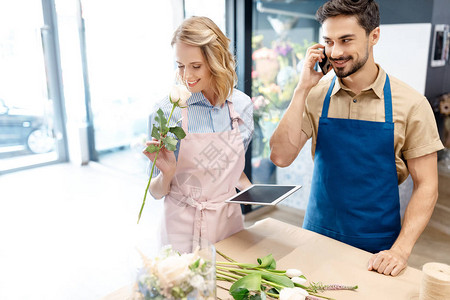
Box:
[316, 0, 380, 35]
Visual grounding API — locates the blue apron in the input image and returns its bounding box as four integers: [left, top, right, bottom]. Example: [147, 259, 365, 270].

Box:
[303, 75, 401, 253]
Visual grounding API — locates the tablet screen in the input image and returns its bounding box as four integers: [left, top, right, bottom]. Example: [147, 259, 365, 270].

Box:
[225, 184, 301, 206]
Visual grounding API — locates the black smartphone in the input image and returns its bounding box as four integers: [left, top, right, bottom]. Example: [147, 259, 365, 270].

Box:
[318, 49, 332, 75]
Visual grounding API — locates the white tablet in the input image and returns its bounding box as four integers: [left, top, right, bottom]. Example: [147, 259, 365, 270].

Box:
[225, 184, 302, 206]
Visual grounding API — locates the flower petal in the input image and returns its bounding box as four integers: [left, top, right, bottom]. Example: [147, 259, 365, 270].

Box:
[285, 268, 303, 278]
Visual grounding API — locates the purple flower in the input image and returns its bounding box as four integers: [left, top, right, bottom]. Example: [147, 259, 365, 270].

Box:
[274, 43, 293, 56]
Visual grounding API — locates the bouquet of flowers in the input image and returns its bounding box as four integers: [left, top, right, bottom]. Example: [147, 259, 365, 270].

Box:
[137, 84, 191, 223]
[135, 245, 216, 300]
[216, 250, 357, 300]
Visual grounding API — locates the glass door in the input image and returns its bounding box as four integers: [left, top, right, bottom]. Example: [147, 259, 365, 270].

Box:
[250, 0, 324, 209]
[0, 0, 66, 173]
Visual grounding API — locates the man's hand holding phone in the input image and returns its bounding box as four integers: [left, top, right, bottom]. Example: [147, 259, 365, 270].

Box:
[319, 48, 332, 75]
[297, 44, 331, 91]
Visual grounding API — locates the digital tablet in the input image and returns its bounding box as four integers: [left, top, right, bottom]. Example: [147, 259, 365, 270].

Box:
[225, 184, 302, 206]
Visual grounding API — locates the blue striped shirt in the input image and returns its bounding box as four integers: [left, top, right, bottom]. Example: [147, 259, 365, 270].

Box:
[148, 89, 254, 175]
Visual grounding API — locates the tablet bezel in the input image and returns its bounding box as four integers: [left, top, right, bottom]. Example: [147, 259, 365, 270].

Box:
[225, 184, 302, 206]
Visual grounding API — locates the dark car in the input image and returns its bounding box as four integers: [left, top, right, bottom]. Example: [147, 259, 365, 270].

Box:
[0, 98, 55, 154]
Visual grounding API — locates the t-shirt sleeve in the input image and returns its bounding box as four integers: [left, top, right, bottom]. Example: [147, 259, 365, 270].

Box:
[402, 98, 444, 160]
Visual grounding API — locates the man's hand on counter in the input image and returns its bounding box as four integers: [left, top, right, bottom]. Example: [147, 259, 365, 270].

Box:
[367, 248, 408, 276]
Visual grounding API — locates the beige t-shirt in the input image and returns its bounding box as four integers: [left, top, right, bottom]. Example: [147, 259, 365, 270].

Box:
[302, 65, 444, 184]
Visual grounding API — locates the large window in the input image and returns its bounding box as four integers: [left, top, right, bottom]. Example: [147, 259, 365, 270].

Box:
[79, 0, 226, 176]
[0, 0, 66, 173]
[80, 0, 180, 175]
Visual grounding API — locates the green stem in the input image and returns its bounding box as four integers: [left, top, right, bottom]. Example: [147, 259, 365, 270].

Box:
[137, 148, 160, 223]
[216, 266, 253, 277]
[216, 261, 244, 266]
[216, 275, 235, 283]
[167, 103, 176, 125]
[137, 103, 176, 224]
[217, 265, 284, 278]
[217, 261, 286, 274]
[266, 291, 280, 298]
[216, 269, 242, 280]
[294, 283, 309, 290]
[261, 279, 287, 290]
[216, 249, 237, 262]
[309, 293, 336, 300]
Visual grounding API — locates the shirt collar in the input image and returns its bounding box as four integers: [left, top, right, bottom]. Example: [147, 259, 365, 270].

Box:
[186, 92, 232, 107]
[331, 64, 386, 99]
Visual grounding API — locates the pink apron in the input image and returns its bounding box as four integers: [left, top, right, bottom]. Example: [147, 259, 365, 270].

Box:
[160, 101, 245, 253]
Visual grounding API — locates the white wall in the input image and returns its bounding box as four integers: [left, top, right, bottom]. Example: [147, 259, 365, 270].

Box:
[375, 23, 432, 95]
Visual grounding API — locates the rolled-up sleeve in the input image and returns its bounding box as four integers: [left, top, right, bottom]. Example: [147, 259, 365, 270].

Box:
[402, 98, 444, 160]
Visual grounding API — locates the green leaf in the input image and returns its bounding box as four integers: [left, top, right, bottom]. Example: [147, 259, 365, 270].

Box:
[230, 273, 262, 299]
[156, 108, 168, 134]
[171, 286, 188, 298]
[261, 273, 294, 288]
[151, 125, 160, 140]
[190, 259, 200, 271]
[248, 293, 265, 300]
[230, 288, 250, 300]
[169, 126, 186, 140]
[162, 136, 178, 151]
[257, 254, 276, 269]
[145, 144, 159, 153]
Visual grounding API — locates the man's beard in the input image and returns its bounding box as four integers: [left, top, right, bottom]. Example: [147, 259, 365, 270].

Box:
[332, 47, 369, 78]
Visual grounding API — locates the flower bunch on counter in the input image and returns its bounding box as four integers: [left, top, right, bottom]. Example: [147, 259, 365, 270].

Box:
[216, 250, 357, 300]
[135, 245, 215, 300]
[137, 84, 191, 223]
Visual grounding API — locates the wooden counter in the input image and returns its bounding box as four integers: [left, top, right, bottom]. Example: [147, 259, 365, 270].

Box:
[101, 218, 422, 300]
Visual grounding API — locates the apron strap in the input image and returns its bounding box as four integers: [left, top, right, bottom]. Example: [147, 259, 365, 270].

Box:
[321, 75, 393, 123]
[181, 107, 189, 133]
[320, 76, 337, 118]
[227, 100, 243, 129]
[383, 75, 393, 123]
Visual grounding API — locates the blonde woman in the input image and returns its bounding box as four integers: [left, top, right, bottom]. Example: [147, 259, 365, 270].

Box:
[143, 16, 254, 252]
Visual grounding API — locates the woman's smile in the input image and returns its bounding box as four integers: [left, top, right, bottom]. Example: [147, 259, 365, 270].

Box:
[187, 79, 200, 88]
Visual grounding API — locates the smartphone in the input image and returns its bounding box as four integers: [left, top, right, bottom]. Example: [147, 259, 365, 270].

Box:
[318, 49, 332, 75]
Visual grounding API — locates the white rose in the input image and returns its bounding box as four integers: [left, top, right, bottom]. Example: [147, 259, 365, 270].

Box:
[156, 255, 191, 287]
[190, 274, 206, 290]
[279, 287, 309, 300]
[285, 268, 303, 278]
[169, 86, 180, 103]
[170, 84, 191, 107]
[291, 276, 307, 285]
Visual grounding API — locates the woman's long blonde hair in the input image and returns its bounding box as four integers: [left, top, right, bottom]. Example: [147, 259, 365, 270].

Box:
[171, 16, 237, 105]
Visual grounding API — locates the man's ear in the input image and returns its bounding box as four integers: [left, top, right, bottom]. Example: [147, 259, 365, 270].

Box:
[370, 27, 380, 46]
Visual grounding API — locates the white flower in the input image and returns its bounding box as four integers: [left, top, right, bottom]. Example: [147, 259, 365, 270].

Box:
[156, 255, 191, 287]
[190, 274, 206, 290]
[279, 287, 309, 300]
[291, 276, 307, 285]
[170, 84, 191, 107]
[285, 268, 303, 278]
